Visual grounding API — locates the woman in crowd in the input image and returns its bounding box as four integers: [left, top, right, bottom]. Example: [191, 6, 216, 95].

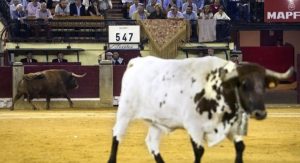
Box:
[148, 4, 165, 19]
[87, 0, 102, 16]
[199, 5, 213, 19]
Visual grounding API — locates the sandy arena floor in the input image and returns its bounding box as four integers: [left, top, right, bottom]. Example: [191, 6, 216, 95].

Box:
[0, 108, 300, 163]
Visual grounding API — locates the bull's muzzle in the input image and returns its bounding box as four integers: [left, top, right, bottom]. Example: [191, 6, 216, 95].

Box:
[251, 110, 267, 120]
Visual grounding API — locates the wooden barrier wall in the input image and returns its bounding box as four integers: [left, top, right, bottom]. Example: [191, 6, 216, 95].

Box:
[113, 65, 126, 96]
[0, 66, 12, 98]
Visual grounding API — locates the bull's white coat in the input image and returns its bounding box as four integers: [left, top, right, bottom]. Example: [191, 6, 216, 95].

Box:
[113, 56, 243, 155]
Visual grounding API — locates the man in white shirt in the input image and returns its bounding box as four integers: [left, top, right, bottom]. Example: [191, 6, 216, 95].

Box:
[129, 0, 139, 18]
[27, 0, 41, 16]
[10, 0, 20, 19]
[54, 0, 70, 16]
[167, 5, 184, 19]
[182, 0, 198, 13]
[213, 6, 230, 20]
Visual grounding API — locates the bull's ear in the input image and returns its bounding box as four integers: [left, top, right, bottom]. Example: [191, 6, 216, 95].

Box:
[265, 76, 279, 89]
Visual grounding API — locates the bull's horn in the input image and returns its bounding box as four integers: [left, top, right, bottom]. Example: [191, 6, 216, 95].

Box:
[72, 73, 87, 78]
[223, 69, 238, 81]
[265, 67, 294, 80]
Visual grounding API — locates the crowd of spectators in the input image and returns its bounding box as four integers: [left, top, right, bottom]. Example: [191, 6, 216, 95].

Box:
[122, 0, 263, 23]
[6, 0, 263, 22]
[5, 0, 265, 40]
[8, 0, 112, 19]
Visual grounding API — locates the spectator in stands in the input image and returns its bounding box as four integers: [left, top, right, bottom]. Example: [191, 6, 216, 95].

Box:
[227, 0, 250, 22]
[237, 0, 250, 22]
[132, 3, 149, 20]
[210, 0, 221, 14]
[182, 0, 198, 13]
[12, 4, 29, 38]
[167, 5, 184, 19]
[163, 0, 183, 12]
[27, 0, 42, 17]
[148, 3, 165, 19]
[121, 0, 133, 19]
[9, 0, 20, 19]
[230, 54, 239, 64]
[105, 51, 113, 60]
[112, 52, 125, 65]
[87, 0, 102, 16]
[36, 2, 53, 19]
[19, 0, 28, 10]
[82, 0, 90, 9]
[199, 5, 213, 19]
[192, 0, 205, 11]
[20, 51, 38, 63]
[129, 0, 139, 18]
[213, 6, 230, 20]
[183, 5, 198, 40]
[70, 0, 86, 16]
[52, 52, 68, 63]
[146, 0, 157, 14]
[183, 5, 198, 20]
[54, 0, 70, 16]
[214, 6, 230, 41]
[35, 2, 52, 38]
[207, 47, 214, 56]
[98, 0, 113, 18]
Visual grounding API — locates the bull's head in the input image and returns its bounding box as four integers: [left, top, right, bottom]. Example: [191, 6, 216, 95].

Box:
[222, 64, 294, 120]
[66, 72, 87, 90]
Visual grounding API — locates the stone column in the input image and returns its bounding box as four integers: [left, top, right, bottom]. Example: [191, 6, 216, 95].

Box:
[99, 60, 113, 106]
[12, 62, 24, 102]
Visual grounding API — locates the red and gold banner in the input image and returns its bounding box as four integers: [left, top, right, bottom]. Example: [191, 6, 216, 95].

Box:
[139, 19, 188, 59]
[265, 0, 300, 22]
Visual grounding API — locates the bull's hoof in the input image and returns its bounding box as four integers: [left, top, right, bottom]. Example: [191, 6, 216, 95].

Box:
[10, 107, 14, 111]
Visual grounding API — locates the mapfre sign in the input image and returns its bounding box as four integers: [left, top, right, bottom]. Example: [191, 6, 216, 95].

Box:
[265, 0, 300, 22]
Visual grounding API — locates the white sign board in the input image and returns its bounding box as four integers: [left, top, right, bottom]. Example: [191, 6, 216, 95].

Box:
[108, 44, 139, 50]
[108, 25, 140, 43]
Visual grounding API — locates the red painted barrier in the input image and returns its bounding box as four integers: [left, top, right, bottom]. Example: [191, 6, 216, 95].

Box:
[113, 65, 127, 96]
[241, 46, 295, 81]
[0, 66, 12, 98]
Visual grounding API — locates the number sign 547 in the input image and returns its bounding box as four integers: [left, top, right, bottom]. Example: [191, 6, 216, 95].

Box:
[116, 33, 133, 42]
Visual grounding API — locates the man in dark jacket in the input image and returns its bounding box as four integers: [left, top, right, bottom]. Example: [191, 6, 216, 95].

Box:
[70, 0, 86, 16]
[52, 52, 68, 63]
[20, 51, 38, 63]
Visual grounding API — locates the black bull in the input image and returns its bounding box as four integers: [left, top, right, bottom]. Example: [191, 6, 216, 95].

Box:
[11, 69, 86, 110]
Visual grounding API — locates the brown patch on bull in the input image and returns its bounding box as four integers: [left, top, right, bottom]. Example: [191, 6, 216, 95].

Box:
[214, 128, 218, 133]
[159, 101, 166, 108]
[195, 98, 218, 119]
[194, 90, 205, 103]
[191, 77, 196, 84]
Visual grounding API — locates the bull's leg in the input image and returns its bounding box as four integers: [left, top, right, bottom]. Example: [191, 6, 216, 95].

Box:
[11, 93, 23, 111]
[186, 122, 205, 163]
[64, 95, 73, 108]
[46, 96, 51, 110]
[190, 138, 205, 163]
[234, 139, 245, 163]
[27, 96, 37, 110]
[108, 115, 132, 163]
[145, 125, 164, 163]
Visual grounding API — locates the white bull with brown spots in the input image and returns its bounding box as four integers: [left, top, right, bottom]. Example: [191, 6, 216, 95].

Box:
[108, 56, 293, 163]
